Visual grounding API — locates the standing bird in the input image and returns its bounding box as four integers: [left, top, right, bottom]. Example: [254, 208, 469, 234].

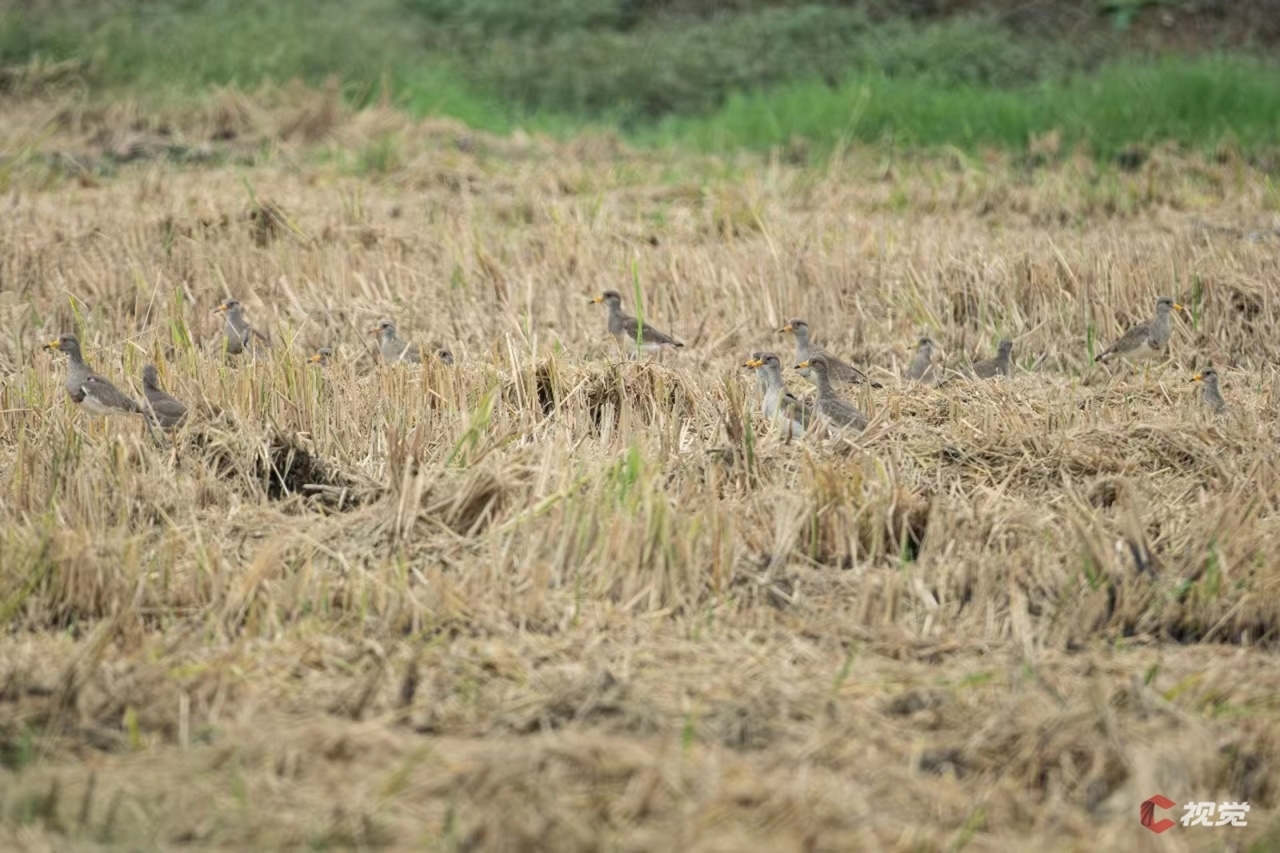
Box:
[779, 318, 881, 388]
[141, 364, 188, 428]
[794, 354, 869, 433]
[308, 346, 334, 367]
[904, 336, 939, 384]
[969, 339, 1014, 379]
[1191, 368, 1226, 414]
[215, 299, 270, 356]
[744, 352, 813, 439]
[371, 319, 423, 364]
[43, 334, 146, 418]
[1095, 296, 1183, 377]
[590, 290, 684, 357]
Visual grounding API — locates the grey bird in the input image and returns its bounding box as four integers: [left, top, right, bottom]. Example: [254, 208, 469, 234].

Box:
[43, 334, 146, 418]
[215, 299, 270, 356]
[744, 351, 813, 439]
[141, 364, 188, 428]
[308, 346, 334, 367]
[370, 319, 423, 364]
[779, 318, 881, 388]
[1095, 296, 1183, 368]
[905, 336, 939, 384]
[969, 339, 1014, 379]
[590, 290, 684, 356]
[1192, 368, 1226, 414]
[795, 354, 869, 433]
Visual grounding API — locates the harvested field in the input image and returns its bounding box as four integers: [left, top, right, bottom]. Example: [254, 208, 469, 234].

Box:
[2, 96, 1280, 851]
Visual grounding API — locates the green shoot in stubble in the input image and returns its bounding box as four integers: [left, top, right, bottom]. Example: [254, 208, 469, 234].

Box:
[168, 286, 192, 351]
[1143, 663, 1160, 686]
[832, 643, 858, 694]
[631, 258, 644, 354]
[445, 385, 498, 468]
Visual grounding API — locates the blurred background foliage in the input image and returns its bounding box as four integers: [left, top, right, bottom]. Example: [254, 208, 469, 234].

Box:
[2, 0, 1278, 158]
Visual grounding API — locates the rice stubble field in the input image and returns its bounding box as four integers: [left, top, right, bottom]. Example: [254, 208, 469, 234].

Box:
[1, 96, 1280, 851]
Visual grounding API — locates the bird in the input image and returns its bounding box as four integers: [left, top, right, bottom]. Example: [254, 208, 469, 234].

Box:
[969, 339, 1014, 379]
[308, 346, 334, 367]
[794, 354, 869, 433]
[779, 318, 881, 388]
[370, 319, 424, 364]
[590, 290, 683, 357]
[215, 299, 270, 356]
[435, 348, 455, 367]
[43, 334, 146, 418]
[1095, 296, 1183, 373]
[140, 364, 188, 428]
[904, 336, 939, 384]
[1191, 368, 1226, 414]
[744, 351, 813, 439]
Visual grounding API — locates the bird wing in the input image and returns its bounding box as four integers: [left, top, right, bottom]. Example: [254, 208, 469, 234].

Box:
[821, 398, 868, 430]
[146, 390, 188, 422]
[813, 347, 876, 386]
[906, 351, 930, 380]
[621, 317, 682, 347]
[780, 391, 814, 427]
[970, 357, 998, 378]
[82, 376, 142, 413]
[1098, 318, 1152, 359]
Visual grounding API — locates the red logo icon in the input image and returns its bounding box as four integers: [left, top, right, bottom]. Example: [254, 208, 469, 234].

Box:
[1141, 795, 1177, 834]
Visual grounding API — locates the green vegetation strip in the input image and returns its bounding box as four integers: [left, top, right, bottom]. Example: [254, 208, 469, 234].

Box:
[2, 0, 1278, 159]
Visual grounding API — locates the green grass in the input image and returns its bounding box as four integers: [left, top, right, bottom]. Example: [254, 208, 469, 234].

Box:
[3, 1, 1279, 161]
[646, 55, 1280, 160]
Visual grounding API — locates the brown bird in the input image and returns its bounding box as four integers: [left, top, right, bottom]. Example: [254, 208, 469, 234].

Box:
[795, 354, 869, 433]
[43, 334, 147, 418]
[969, 339, 1014, 379]
[141, 364, 188, 428]
[1095, 296, 1182, 369]
[780, 318, 881, 388]
[590, 290, 683, 356]
[371, 319, 423, 364]
[744, 351, 813, 439]
[904, 336, 939, 384]
[1191, 368, 1226, 414]
[215, 299, 270, 356]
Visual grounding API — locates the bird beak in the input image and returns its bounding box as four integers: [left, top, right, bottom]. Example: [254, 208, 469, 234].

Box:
[367, 326, 380, 335]
[214, 304, 227, 315]
[1173, 302, 1185, 313]
[1191, 373, 1203, 382]
[43, 339, 61, 351]
[308, 354, 323, 363]
[795, 360, 810, 370]
[743, 358, 762, 368]
[779, 324, 793, 333]
[589, 295, 603, 304]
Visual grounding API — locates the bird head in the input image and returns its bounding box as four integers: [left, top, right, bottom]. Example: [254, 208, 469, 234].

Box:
[43, 333, 80, 356]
